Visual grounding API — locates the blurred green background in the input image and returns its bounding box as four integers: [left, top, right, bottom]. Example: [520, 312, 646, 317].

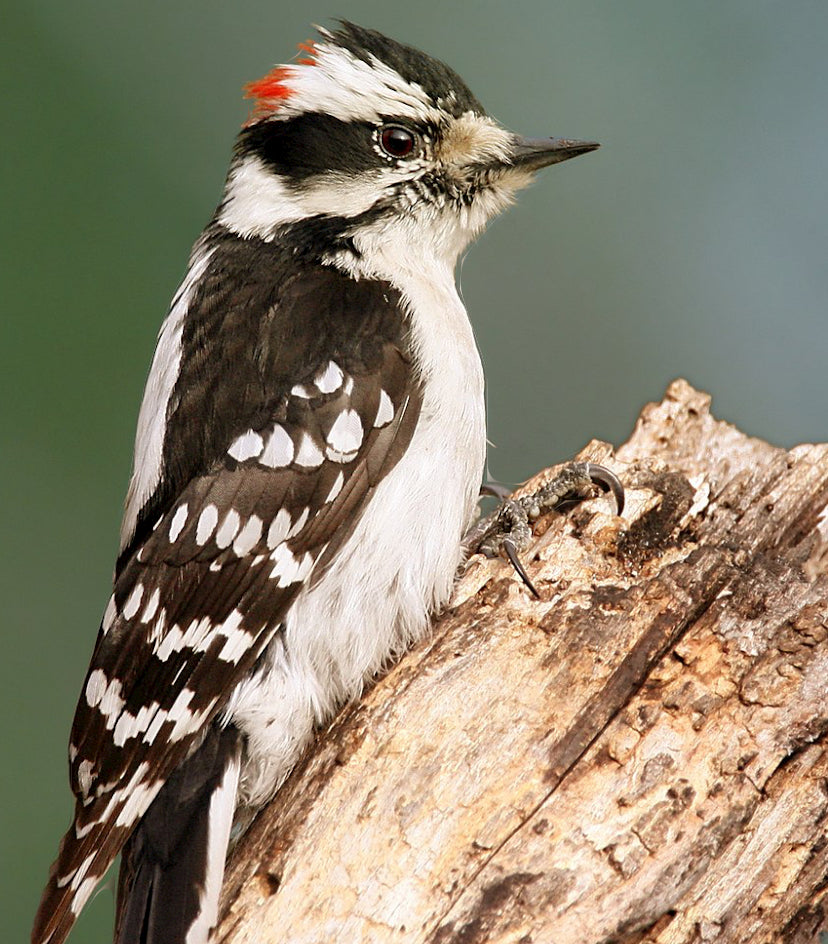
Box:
[4, 1, 827, 940]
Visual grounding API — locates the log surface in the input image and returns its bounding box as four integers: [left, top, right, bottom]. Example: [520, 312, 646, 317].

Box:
[217, 380, 828, 944]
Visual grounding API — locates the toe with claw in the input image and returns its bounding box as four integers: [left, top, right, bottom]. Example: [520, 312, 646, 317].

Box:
[466, 462, 624, 598]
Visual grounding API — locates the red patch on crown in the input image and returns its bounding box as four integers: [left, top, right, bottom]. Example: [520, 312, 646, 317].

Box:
[243, 40, 318, 122]
[244, 66, 295, 103]
[296, 41, 317, 66]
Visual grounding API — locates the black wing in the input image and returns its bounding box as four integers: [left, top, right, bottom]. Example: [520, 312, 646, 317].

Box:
[33, 240, 422, 944]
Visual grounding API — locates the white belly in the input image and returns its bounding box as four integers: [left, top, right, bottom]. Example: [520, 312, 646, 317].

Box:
[228, 269, 486, 807]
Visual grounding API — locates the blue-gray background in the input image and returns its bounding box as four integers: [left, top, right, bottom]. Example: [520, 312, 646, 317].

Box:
[4, 2, 827, 940]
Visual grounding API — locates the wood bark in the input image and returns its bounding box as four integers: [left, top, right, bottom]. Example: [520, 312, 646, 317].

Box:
[216, 380, 828, 944]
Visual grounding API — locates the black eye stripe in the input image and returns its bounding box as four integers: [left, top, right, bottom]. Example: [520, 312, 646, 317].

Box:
[239, 115, 428, 182]
[240, 114, 381, 181]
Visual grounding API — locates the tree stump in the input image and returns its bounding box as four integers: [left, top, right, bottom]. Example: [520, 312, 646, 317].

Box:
[216, 380, 828, 944]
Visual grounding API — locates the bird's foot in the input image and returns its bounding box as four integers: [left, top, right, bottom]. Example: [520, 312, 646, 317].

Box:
[466, 462, 624, 598]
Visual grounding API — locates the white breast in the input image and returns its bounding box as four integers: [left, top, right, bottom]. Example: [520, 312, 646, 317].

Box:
[229, 250, 486, 807]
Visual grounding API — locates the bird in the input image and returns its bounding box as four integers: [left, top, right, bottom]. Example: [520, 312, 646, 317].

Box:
[32, 21, 606, 944]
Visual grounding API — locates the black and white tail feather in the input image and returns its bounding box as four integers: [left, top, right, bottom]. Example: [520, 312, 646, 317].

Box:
[114, 727, 241, 944]
[33, 21, 599, 944]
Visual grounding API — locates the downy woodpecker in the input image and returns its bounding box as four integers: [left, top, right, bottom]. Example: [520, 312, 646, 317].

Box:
[33, 22, 604, 944]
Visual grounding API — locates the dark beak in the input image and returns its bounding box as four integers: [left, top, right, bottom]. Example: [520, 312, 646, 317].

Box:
[510, 136, 600, 171]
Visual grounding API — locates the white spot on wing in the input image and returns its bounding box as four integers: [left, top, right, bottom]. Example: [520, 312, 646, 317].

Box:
[148, 607, 167, 646]
[70, 876, 99, 917]
[375, 389, 395, 427]
[85, 669, 106, 706]
[218, 610, 252, 663]
[219, 629, 252, 665]
[326, 409, 363, 461]
[186, 616, 217, 653]
[99, 684, 125, 727]
[69, 852, 96, 891]
[286, 507, 309, 538]
[85, 670, 125, 728]
[113, 702, 160, 747]
[215, 509, 241, 549]
[269, 544, 315, 588]
[325, 471, 345, 503]
[140, 587, 161, 623]
[296, 551, 314, 582]
[267, 509, 292, 548]
[228, 429, 264, 462]
[260, 424, 294, 467]
[169, 503, 189, 542]
[269, 544, 299, 585]
[114, 763, 160, 826]
[113, 714, 134, 747]
[167, 689, 216, 742]
[167, 687, 194, 722]
[233, 515, 263, 556]
[74, 817, 98, 840]
[156, 624, 185, 661]
[315, 360, 344, 394]
[101, 594, 117, 634]
[144, 711, 168, 744]
[291, 383, 314, 398]
[294, 431, 324, 467]
[122, 583, 144, 621]
[76, 760, 95, 797]
[197, 504, 219, 545]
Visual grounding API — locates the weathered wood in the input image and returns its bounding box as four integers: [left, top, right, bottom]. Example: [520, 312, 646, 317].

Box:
[216, 380, 828, 943]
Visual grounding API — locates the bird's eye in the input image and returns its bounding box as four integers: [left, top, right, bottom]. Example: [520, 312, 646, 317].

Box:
[379, 125, 417, 159]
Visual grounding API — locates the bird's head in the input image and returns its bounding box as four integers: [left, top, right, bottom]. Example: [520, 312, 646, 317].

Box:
[218, 22, 598, 275]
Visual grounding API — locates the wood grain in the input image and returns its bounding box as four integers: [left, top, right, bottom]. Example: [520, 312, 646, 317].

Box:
[217, 380, 828, 944]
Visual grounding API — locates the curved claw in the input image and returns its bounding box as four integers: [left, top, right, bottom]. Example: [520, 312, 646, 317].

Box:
[502, 538, 540, 599]
[584, 462, 625, 516]
[480, 481, 513, 501]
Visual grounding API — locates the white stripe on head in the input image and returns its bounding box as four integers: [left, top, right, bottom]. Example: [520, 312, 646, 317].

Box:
[218, 156, 405, 238]
[248, 34, 443, 126]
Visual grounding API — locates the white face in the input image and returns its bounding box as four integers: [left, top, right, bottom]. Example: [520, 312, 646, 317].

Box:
[218, 119, 532, 255]
[218, 29, 540, 269]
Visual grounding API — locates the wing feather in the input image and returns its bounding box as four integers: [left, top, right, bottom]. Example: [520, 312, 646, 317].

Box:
[33, 249, 422, 944]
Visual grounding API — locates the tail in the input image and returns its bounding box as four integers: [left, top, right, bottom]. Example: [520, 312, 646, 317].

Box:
[114, 725, 241, 944]
[32, 779, 167, 944]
